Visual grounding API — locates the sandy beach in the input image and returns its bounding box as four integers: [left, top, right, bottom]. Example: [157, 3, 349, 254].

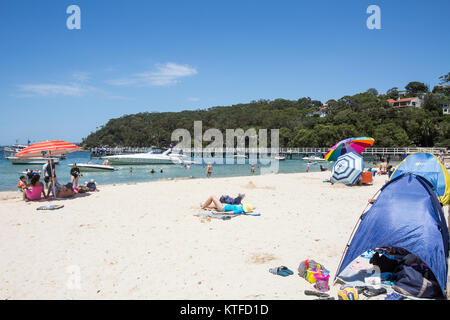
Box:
[0, 171, 444, 300]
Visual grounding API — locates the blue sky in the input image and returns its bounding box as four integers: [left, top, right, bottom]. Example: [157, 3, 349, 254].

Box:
[0, 0, 449, 145]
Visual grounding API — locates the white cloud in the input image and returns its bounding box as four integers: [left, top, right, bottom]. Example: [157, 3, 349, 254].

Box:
[72, 71, 90, 82]
[108, 62, 198, 87]
[18, 83, 90, 97]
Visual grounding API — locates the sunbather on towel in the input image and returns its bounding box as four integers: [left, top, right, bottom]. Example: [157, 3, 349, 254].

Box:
[201, 195, 254, 214]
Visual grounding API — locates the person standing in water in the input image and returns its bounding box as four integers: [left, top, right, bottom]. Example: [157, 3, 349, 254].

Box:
[206, 164, 213, 178]
[251, 164, 255, 175]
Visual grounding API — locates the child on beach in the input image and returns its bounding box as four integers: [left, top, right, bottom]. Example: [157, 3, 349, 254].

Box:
[17, 176, 27, 192]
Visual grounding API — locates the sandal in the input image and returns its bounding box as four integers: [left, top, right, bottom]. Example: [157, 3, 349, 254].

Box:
[269, 266, 294, 277]
[304, 290, 330, 298]
[363, 286, 387, 297]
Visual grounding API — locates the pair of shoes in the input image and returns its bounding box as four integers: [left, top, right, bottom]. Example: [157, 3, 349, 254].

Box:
[269, 266, 294, 277]
[362, 286, 387, 297]
[304, 290, 329, 298]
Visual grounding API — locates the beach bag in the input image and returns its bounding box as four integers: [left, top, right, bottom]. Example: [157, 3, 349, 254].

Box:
[78, 186, 89, 193]
[306, 265, 330, 284]
[298, 259, 329, 282]
[87, 182, 96, 191]
[392, 265, 441, 298]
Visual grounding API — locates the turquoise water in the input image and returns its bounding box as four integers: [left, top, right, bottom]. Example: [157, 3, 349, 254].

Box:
[0, 150, 386, 191]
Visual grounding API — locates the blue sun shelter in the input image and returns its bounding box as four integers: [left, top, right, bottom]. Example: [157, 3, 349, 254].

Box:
[335, 173, 449, 298]
[330, 152, 364, 186]
[390, 152, 450, 205]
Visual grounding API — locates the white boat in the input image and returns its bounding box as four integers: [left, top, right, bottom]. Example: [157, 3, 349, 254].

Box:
[68, 163, 115, 172]
[7, 157, 60, 165]
[302, 155, 327, 162]
[3, 144, 28, 157]
[101, 149, 189, 165]
[274, 156, 286, 161]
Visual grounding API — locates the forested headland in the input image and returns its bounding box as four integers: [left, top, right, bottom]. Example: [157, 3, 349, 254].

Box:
[82, 74, 450, 149]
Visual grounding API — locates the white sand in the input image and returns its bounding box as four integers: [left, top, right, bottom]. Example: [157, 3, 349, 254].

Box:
[0, 172, 430, 299]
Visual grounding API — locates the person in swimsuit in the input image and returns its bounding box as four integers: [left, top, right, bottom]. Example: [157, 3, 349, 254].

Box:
[200, 195, 254, 214]
[206, 164, 213, 178]
[17, 176, 28, 191]
[23, 174, 45, 201]
[70, 163, 81, 188]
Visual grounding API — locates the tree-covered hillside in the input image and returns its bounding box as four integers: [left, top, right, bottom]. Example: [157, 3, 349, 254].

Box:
[82, 78, 450, 149]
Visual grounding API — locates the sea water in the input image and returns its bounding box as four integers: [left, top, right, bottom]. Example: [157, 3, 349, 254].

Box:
[0, 150, 389, 191]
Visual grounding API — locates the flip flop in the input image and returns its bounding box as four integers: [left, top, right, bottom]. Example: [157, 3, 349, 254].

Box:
[269, 266, 294, 277]
[363, 287, 387, 297]
[304, 290, 330, 298]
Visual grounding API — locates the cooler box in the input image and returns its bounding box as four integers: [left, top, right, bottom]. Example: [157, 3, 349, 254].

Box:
[361, 171, 373, 184]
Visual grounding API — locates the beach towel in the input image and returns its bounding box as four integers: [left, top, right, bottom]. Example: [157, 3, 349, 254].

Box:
[36, 204, 64, 211]
[195, 211, 261, 220]
[195, 212, 239, 220]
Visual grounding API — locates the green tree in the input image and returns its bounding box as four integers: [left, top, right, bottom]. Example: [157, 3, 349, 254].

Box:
[405, 81, 429, 96]
[386, 87, 399, 100]
[366, 88, 379, 96]
[439, 72, 450, 84]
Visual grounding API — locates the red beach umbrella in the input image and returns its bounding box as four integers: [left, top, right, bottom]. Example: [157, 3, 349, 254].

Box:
[14, 140, 80, 158]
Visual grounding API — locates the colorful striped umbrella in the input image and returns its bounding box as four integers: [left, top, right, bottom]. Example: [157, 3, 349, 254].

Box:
[330, 152, 364, 186]
[324, 137, 374, 162]
[14, 140, 80, 158]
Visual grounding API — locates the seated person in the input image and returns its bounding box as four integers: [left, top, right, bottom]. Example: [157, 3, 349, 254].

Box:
[23, 174, 46, 201]
[201, 195, 254, 214]
[17, 175, 28, 192]
[55, 183, 75, 198]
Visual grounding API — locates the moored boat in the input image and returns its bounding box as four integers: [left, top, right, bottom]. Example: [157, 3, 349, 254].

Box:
[67, 163, 115, 172]
[7, 157, 60, 165]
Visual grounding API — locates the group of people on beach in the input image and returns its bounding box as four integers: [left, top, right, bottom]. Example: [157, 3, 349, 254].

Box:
[17, 161, 97, 202]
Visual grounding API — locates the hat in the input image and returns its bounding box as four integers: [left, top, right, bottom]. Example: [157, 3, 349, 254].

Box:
[243, 203, 254, 213]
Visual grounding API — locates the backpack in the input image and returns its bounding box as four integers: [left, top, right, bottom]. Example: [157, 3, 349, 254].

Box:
[392, 264, 441, 298]
[86, 182, 96, 191]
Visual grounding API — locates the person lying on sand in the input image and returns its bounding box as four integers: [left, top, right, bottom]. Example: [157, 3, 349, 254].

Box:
[55, 183, 75, 198]
[200, 195, 254, 214]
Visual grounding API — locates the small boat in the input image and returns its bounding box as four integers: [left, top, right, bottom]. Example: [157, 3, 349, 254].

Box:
[274, 156, 286, 161]
[302, 155, 327, 162]
[68, 163, 115, 172]
[7, 157, 60, 165]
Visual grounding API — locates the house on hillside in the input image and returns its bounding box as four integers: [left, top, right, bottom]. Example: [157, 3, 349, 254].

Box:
[306, 103, 328, 117]
[442, 102, 450, 115]
[387, 97, 423, 108]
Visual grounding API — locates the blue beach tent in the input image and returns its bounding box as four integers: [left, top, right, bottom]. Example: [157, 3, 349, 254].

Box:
[335, 173, 449, 297]
[390, 152, 450, 205]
